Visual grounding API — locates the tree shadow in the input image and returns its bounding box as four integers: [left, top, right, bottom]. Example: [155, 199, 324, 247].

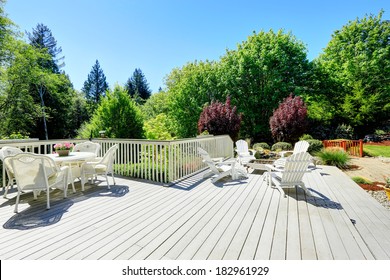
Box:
[3, 199, 74, 230]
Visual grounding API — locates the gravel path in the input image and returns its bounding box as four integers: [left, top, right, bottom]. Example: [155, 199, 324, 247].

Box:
[343, 156, 390, 210]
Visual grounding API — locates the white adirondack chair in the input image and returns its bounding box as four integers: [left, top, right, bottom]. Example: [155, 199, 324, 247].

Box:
[0, 146, 24, 198]
[267, 152, 313, 197]
[5, 153, 69, 213]
[198, 147, 247, 183]
[235, 139, 256, 165]
[274, 140, 310, 168]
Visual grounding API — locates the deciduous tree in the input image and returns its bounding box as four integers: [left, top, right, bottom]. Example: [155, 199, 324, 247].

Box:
[78, 85, 144, 139]
[318, 10, 390, 136]
[219, 30, 310, 141]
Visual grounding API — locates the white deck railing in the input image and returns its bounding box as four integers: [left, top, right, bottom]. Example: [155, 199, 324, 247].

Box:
[0, 135, 234, 186]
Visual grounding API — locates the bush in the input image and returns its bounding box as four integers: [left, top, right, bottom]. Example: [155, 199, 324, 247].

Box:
[271, 142, 292, 151]
[334, 124, 354, 139]
[299, 134, 313, 140]
[253, 142, 270, 151]
[254, 149, 278, 159]
[1, 132, 29, 140]
[316, 147, 350, 169]
[78, 85, 144, 139]
[270, 94, 308, 142]
[198, 96, 242, 141]
[306, 139, 324, 154]
[144, 113, 175, 140]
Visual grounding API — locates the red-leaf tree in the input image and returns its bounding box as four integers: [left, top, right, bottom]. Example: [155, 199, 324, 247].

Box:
[269, 94, 307, 142]
[198, 96, 242, 141]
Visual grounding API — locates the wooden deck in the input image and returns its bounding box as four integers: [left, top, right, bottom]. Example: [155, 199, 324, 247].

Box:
[0, 165, 389, 260]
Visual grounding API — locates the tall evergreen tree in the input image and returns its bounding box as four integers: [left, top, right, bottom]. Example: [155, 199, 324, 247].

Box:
[82, 59, 109, 111]
[125, 68, 151, 103]
[27, 23, 64, 73]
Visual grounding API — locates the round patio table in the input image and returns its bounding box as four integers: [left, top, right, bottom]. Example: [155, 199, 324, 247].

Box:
[46, 152, 96, 192]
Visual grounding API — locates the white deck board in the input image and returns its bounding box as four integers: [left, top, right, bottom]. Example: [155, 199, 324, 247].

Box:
[0, 166, 389, 260]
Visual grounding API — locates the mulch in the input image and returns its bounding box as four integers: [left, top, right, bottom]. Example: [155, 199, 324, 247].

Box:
[357, 182, 386, 191]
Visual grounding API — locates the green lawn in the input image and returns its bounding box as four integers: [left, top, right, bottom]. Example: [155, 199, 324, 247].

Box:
[363, 145, 390, 157]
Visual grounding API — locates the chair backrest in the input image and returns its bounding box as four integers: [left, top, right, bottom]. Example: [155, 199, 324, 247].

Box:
[100, 144, 118, 171]
[292, 140, 310, 154]
[0, 146, 24, 176]
[197, 147, 221, 175]
[5, 153, 57, 191]
[0, 146, 23, 161]
[73, 141, 101, 156]
[235, 140, 249, 153]
[280, 152, 311, 184]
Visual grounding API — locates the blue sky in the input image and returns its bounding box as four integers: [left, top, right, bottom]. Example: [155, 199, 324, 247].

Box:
[5, 0, 390, 93]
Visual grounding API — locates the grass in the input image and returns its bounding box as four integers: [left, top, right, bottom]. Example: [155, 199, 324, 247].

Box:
[363, 145, 390, 157]
[351, 176, 372, 185]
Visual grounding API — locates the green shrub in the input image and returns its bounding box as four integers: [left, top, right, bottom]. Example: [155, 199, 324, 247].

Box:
[334, 123, 354, 139]
[299, 134, 313, 140]
[254, 149, 277, 159]
[351, 176, 372, 185]
[271, 142, 292, 151]
[306, 139, 324, 154]
[253, 142, 270, 151]
[1, 132, 29, 140]
[316, 147, 350, 169]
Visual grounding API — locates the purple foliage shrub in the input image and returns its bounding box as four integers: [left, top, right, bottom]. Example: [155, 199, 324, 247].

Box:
[270, 94, 308, 142]
[198, 96, 242, 141]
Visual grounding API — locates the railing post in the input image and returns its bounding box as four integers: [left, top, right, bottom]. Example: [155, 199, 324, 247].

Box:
[168, 142, 173, 185]
[359, 140, 363, 157]
[341, 141, 346, 152]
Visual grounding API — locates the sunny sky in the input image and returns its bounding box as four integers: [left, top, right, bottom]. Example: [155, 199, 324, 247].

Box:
[4, 0, 390, 93]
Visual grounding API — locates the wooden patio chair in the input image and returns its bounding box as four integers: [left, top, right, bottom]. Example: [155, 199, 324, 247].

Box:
[274, 140, 312, 168]
[267, 152, 313, 197]
[235, 139, 256, 165]
[198, 147, 247, 183]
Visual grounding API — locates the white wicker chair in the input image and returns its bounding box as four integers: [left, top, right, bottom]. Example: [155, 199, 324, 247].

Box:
[80, 144, 118, 191]
[0, 146, 24, 198]
[5, 153, 69, 213]
[73, 141, 101, 156]
[70, 141, 101, 183]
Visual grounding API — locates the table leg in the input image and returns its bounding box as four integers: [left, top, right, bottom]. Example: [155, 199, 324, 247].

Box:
[66, 163, 76, 193]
